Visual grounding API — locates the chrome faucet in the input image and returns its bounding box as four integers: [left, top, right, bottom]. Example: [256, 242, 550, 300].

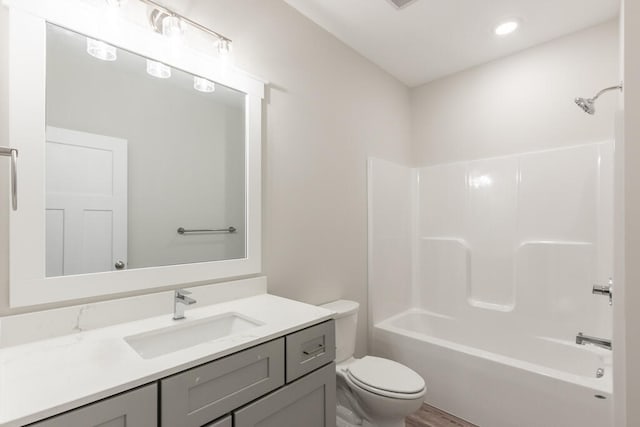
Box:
[173, 289, 196, 320]
[576, 332, 612, 350]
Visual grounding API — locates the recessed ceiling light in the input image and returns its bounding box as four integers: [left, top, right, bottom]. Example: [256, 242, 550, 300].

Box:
[494, 20, 519, 36]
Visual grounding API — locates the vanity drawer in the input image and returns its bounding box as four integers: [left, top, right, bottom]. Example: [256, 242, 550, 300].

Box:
[30, 383, 157, 427]
[160, 338, 285, 427]
[285, 320, 335, 382]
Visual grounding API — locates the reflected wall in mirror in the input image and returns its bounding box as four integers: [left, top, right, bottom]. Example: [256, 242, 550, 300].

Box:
[45, 24, 247, 277]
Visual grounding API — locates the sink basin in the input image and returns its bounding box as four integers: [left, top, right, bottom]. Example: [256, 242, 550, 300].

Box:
[124, 312, 264, 359]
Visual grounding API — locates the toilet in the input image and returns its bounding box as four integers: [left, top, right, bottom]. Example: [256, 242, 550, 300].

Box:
[321, 300, 426, 427]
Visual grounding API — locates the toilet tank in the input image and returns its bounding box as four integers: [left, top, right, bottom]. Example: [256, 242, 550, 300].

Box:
[320, 300, 359, 363]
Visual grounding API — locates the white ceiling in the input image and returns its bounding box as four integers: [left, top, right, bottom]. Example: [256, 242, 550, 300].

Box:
[284, 0, 620, 87]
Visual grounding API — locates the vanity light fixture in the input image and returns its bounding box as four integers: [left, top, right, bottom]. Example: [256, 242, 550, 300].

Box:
[161, 15, 183, 40]
[146, 59, 171, 78]
[494, 20, 519, 36]
[194, 76, 216, 93]
[138, 0, 233, 60]
[86, 38, 117, 61]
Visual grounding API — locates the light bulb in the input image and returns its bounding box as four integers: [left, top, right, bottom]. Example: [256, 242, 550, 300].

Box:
[146, 59, 171, 78]
[86, 38, 117, 61]
[162, 15, 183, 40]
[194, 76, 216, 93]
[217, 38, 232, 58]
[494, 21, 519, 36]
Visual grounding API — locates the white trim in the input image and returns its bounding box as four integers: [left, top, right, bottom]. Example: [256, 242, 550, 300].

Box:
[7, 2, 264, 307]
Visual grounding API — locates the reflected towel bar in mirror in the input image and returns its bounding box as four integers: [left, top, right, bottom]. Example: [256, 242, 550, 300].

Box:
[177, 227, 237, 235]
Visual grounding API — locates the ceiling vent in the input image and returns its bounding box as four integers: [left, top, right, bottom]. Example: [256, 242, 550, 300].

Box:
[386, 0, 419, 10]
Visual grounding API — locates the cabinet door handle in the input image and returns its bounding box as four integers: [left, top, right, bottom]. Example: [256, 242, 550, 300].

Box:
[303, 344, 325, 356]
[0, 147, 18, 211]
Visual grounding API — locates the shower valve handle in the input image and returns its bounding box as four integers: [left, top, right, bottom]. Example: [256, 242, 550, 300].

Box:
[592, 278, 613, 305]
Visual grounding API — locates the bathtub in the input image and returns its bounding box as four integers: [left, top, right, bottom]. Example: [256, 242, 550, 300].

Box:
[372, 310, 612, 427]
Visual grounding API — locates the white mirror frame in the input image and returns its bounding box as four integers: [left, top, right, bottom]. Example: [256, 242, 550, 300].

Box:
[6, 0, 264, 307]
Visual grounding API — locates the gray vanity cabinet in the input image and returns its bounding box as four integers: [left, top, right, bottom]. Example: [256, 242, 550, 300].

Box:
[29, 384, 157, 427]
[234, 362, 336, 427]
[26, 321, 336, 427]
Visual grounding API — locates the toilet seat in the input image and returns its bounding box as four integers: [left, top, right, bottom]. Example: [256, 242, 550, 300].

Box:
[345, 356, 426, 400]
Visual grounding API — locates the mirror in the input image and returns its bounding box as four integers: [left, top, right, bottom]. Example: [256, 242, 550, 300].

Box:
[8, 4, 262, 308]
[45, 24, 246, 277]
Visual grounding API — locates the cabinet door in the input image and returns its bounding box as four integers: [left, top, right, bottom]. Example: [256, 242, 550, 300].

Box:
[30, 383, 157, 427]
[234, 363, 336, 427]
[161, 338, 285, 427]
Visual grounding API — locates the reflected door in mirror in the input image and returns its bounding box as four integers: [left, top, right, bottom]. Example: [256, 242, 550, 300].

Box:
[46, 127, 128, 277]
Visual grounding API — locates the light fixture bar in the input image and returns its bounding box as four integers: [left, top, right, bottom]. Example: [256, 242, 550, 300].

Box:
[137, 0, 232, 46]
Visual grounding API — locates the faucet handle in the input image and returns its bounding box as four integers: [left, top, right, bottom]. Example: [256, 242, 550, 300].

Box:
[175, 289, 196, 306]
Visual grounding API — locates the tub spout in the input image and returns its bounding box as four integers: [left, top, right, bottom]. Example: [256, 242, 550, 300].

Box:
[576, 332, 612, 350]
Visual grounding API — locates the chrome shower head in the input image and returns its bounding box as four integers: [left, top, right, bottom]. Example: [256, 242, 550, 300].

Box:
[575, 84, 622, 115]
[575, 97, 596, 115]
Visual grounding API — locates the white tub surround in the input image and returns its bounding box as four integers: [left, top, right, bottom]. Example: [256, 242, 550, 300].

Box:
[368, 141, 614, 427]
[0, 279, 334, 427]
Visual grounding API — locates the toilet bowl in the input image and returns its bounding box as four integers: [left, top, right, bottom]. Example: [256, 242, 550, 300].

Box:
[321, 300, 426, 427]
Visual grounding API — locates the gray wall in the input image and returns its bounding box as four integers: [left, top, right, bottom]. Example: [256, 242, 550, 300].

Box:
[411, 20, 619, 165]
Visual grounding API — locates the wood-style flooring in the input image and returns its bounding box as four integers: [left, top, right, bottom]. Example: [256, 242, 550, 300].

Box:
[406, 403, 478, 427]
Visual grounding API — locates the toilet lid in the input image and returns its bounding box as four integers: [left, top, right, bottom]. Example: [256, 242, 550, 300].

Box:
[346, 356, 425, 394]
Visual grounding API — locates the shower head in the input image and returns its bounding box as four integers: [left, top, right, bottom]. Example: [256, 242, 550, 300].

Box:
[575, 97, 596, 115]
[575, 84, 623, 115]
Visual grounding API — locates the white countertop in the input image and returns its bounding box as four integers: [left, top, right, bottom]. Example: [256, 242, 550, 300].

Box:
[0, 294, 334, 427]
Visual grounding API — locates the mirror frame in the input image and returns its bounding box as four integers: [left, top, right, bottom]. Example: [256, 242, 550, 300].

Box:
[7, 0, 264, 307]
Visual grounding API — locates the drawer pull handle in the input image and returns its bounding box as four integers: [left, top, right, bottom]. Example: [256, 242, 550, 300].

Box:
[303, 344, 325, 356]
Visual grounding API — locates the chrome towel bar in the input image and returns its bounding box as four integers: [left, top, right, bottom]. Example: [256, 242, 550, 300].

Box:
[177, 226, 237, 235]
[0, 147, 18, 211]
